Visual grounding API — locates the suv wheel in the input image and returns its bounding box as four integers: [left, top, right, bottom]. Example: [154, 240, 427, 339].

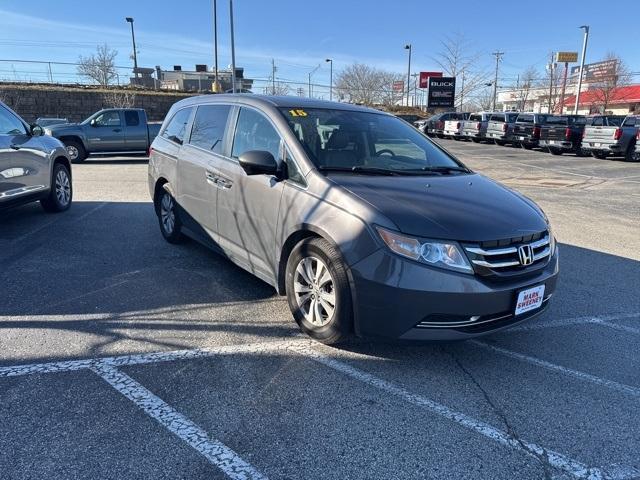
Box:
[156, 190, 184, 244]
[41, 163, 72, 213]
[624, 143, 637, 162]
[549, 147, 562, 156]
[285, 237, 352, 344]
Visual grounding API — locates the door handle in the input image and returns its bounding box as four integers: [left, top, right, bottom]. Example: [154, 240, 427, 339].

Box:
[113, 128, 122, 133]
[10, 144, 20, 150]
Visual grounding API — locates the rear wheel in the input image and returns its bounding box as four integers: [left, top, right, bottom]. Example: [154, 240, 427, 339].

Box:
[156, 189, 184, 244]
[64, 140, 87, 164]
[41, 163, 72, 213]
[624, 143, 637, 162]
[495, 140, 506, 146]
[285, 237, 352, 345]
[471, 138, 481, 143]
[549, 147, 562, 156]
[592, 151, 607, 159]
[522, 143, 534, 150]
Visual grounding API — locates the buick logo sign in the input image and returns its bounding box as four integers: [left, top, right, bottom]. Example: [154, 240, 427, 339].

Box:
[518, 245, 534, 266]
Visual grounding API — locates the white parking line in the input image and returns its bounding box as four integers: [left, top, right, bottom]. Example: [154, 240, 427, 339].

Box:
[509, 313, 640, 334]
[299, 345, 609, 480]
[92, 363, 267, 480]
[1, 338, 635, 479]
[470, 341, 640, 398]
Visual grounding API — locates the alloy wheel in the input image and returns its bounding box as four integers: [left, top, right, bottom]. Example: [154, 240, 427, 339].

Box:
[160, 193, 175, 234]
[66, 145, 78, 160]
[294, 256, 336, 327]
[55, 169, 71, 206]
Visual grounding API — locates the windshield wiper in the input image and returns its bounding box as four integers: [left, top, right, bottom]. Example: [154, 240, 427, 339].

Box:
[318, 166, 400, 176]
[408, 165, 471, 175]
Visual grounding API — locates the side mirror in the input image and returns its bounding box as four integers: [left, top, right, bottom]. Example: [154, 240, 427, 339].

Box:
[90, 119, 97, 127]
[238, 150, 279, 177]
[30, 124, 44, 137]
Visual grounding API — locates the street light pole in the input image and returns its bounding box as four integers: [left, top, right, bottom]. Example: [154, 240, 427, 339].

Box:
[404, 44, 412, 107]
[212, 0, 221, 93]
[575, 25, 590, 114]
[308, 64, 320, 98]
[491, 51, 504, 111]
[325, 58, 333, 101]
[229, 0, 236, 93]
[125, 17, 138, 79]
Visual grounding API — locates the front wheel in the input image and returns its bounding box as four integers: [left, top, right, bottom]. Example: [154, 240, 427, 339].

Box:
[285, 237, 352, 344]
[156, 189, 184, 244]
[41, 163, 72, 213]
[64, 140, 87, 164]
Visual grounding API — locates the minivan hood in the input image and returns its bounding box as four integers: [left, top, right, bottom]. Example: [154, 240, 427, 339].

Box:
[328, 173, 547, 241]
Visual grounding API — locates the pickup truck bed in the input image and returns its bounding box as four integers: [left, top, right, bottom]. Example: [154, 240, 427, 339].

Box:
[582, 116, 638, 161]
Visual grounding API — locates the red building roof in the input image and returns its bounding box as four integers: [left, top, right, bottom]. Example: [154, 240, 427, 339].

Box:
[563, 84, 640, 107]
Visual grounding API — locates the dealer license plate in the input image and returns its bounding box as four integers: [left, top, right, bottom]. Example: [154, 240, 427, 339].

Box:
[515, 285, 545, 316]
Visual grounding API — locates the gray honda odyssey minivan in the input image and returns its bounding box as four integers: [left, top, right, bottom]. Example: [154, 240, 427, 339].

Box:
[148, 95, 558, 344]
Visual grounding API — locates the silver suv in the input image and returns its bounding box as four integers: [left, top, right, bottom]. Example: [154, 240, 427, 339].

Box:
[0, 102, 72, 213]
[149, 95, 559, 344]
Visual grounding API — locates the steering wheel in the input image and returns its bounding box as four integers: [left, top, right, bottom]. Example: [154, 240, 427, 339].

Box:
[376, 149, 396, 157]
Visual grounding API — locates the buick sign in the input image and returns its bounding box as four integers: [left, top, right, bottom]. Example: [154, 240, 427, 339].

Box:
[427, 76, 456, 108]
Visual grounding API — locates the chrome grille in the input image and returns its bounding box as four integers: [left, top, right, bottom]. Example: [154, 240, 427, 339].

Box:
[463, 232, 551, 277]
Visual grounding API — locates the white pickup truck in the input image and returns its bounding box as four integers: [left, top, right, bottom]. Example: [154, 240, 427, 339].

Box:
[443, 118, 466, 139]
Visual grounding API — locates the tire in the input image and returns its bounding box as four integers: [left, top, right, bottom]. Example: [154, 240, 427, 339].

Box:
[156, 189, 184, 244]
[592, 151, 607, 159]
[495, 140, 506, 146]
[624, 143, 637, 162]
[64, 140, 87, 164]
[285, 237, 352, 344]
[549, 148, 562, 156]
[522, 143, 533, 150]
[471, 138, 481, 143]
[41, 163, 72, 213]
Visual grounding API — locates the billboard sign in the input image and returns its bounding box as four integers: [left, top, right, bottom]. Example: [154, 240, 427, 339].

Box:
[419, 71, 443, 88]
[427, 76, 456, 108]
[570, 60, 618, 84]
[555, 51, 578, 63]
[392, 80, 405, 92]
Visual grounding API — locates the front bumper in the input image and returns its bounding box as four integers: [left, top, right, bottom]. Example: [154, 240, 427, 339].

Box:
[350, 248, 559, 341]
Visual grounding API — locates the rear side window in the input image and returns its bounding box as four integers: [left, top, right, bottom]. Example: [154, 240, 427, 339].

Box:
[570, 117, 586, 125]
[589, 117, 603, 126]
[623, 117, 637, 127]
[231, 108, 281, 161]
[607, 117, 625, 127]
[161, 108, 192, 145]
[189, 104, 231, 153]
[507, 113, 519, 122]
[124, 111, 140, 126]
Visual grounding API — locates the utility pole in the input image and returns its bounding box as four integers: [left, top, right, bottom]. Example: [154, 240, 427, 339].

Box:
[548, 53, 555, 113]
[491, 51, 504, 111]
[404, 44, 412, 107]
[229, 0, 236, 93]
[271, 59, 276, 95]
[308, 64, 320, 98]
[575, 25, 590, 114]
[212, 0, 221, 92]
[125, 17, 138, 79]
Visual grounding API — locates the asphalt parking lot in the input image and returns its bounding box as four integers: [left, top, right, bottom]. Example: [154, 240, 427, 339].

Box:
[1, 142, 639, 480]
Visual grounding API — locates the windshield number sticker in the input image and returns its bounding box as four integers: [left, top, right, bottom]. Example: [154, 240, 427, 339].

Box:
[289, 109, 308, 117]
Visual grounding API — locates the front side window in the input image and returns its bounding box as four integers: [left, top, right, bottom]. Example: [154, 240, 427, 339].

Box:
[279, 108, 468, 174]
[95, 111, 121, 127]
[189, 104, 231, 153]
[231, 108, 281, 161]
[161, 108, 192, 145]
[0, 106, 26, 135]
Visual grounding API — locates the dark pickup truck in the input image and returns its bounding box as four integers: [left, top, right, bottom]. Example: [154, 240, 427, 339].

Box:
[539, 115, 588, 155]
[44, 108, 161, 163]
[512, 113, 549, 149]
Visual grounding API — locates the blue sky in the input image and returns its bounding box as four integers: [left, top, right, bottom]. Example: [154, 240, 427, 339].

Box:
[1, 0, 638, 90]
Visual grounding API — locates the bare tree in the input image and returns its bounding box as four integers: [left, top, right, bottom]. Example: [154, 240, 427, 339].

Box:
[335, 63, 402, 106]
[77, 44, 119, 86]
[264, 82, 290, 96]
[103, 89, 137, 108]
[514, 66, 538, 111]
[465, 86, 494, 112]
[586, 53, 632, 113]
[537, 56, 564, 113]
[433, 33, 491, 108]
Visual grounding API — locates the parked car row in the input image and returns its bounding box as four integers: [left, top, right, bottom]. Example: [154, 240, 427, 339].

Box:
[420, 111, 639, 161]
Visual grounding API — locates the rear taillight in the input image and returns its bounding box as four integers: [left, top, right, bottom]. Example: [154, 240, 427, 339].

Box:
[476, 122, 481, 130]
[502, 123, 507, 133]
[565, 127, 572, 140]
[148, 146, 153, 157]
[533, 126, 541, 138]
[456, 122, 461, 129]
[636, 130, 639, 140]
[613, 128, 623, 140]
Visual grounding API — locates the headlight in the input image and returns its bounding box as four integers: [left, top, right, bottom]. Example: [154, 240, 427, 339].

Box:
[547, 223, 557, 256]
[376, 227, 473, 274]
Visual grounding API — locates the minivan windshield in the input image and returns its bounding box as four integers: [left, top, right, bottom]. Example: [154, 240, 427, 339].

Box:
[279, 108, 469, 175]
